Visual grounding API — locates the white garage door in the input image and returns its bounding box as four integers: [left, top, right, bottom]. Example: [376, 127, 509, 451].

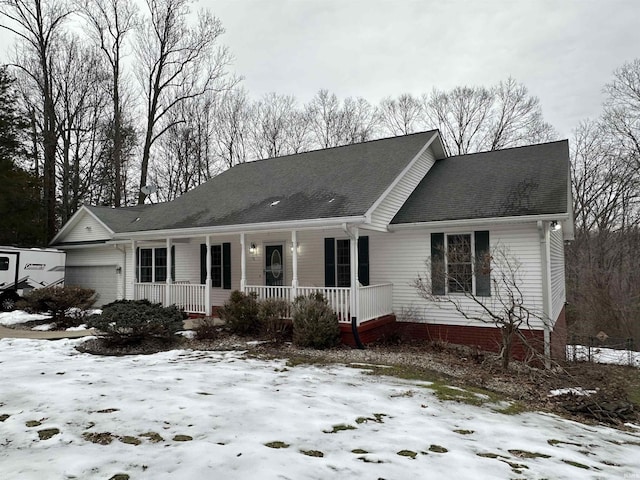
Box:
[65, 265, 118, 307]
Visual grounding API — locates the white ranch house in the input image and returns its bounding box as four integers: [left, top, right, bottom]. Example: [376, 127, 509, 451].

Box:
[52, 131, 573, 357]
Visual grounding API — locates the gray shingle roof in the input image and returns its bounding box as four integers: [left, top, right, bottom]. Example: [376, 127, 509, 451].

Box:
[89, 131, 438, 234]
[391, 140, 570, 224]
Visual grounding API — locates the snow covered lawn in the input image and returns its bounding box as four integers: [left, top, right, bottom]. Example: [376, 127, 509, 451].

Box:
[1, 338, 639, 479]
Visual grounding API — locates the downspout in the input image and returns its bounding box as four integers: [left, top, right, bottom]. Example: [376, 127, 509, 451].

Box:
[537, 221, 551, 368]
[342, 223, 365, 349]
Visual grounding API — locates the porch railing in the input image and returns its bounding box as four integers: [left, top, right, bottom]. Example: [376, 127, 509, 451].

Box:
[358, 283, 393, 322]
[171, 283, 207, 314]
[134, 283, 165, 305]
[134, 282, 393, 324]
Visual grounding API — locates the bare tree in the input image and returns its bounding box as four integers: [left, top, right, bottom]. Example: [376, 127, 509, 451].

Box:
[249, 92, 297, 160]
[134, 0, 234, 204]
[378, 93, 423, 136]
[79, 0, 138, 207]
[423, 79, 556, 156]
[341, 96, 378, 144]
[414, 242, 546, 370]
[212, 87, 249, 169]
[306, 89, 345, 149]
[1, 0, 73, 240]
[423, 85, 494, 155]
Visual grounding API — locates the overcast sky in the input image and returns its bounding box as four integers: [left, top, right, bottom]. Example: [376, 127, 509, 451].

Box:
[2, 0, 639, 140]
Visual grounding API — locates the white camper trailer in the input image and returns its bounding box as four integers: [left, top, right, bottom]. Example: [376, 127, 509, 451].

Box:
[0, 246, 66, 310]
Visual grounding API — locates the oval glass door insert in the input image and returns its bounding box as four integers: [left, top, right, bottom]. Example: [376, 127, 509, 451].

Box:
[271, 249, 282, 279]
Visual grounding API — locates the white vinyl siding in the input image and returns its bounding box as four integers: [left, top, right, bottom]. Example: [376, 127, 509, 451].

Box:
[59, 213, 112, 242]
[549, 227, 566, 326]
[368, 145, 436, 230]
[370, 223, 546, 329]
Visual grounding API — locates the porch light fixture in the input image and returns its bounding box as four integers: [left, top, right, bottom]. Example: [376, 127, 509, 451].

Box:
[290, 242, 299, 253]
[249, 242, 257, 255]
[550, 221, 561, 231]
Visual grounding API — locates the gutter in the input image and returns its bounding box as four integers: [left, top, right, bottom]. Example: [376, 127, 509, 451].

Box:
[389, 213, 570, 231]
[112, 215, 368, 241]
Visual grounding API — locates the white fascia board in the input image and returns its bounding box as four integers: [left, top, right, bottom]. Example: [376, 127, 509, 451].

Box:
[112, 215, 368, 240]
[388, 213, 571, 231]
[50, 205, 115, 245]
[364, 132, 439, 223]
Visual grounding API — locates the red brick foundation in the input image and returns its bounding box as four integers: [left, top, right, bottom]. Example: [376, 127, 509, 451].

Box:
[340, 315, 398, 347]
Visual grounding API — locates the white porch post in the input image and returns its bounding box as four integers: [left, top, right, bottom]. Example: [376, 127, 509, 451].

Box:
[165, 237, 172, 307]
[205, 235, 212, 316]
[131, 240, 137, 300]
[350, 227, 360, 324]
[291, 230, 299, 299]
[240, 233, 247, 293]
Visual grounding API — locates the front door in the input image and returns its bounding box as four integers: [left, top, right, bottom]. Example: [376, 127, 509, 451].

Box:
[265, 245, 284, 286]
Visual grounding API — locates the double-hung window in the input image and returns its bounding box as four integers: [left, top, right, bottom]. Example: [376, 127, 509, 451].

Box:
[324, 237, 370, 288]
[431, 231, 490, 296]
[137, 247, 169, 283]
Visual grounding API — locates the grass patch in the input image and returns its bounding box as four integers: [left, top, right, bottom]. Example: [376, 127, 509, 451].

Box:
[453, 429, 474, 435]
[285, 355, 329, 368]
[508, 449, 551, 459]
[37, 428, 60, 440]
[173, 435, 193, 442]
[493, 401, 527, 415]
[140, 432, 164, 443]
[562, 459, 590, 469]
[477, 452, 507, 459]
[119, 435, 141, 445]
[351, 448, 369, 454]
[397, 450, 417, 459]
[357, 456, 384, 464]
[323, 424, 357, 434]
[264, 441, 289, 449]
[356, 363, 440, 383]
[25, 420, 42, 427]
[0, 414, 10, 422]
[548, 439, 582, 447]
[300, 449, 324, 457]
[95, 408, 119, 413]
[83, 432, 114, 445]
[428, 444, 448, 453]
[109, 475, 129, 480]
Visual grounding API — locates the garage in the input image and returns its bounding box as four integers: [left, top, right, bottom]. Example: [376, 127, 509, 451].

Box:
[65, 265, 118, 307]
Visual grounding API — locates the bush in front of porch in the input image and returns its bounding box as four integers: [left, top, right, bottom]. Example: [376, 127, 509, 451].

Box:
[292, 293, 340, 349]
[88, 300, 186, 346]
[218, 291, 261, 335]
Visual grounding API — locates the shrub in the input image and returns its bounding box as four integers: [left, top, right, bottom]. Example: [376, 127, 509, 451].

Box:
[258, 298, 291, 342]
[193, 317, 220, 340]
[219, 290, 260, 335]
[88, 299, 186, 346]
[292, 294, 340, 349]
[19, 286, 96, 328]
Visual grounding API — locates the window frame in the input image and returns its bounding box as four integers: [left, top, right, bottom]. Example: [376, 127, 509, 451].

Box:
[137, 247, 169, 283]
[443, 232, 476, 295]
[0, 256, 9, 271]
[335, 238, 351, 288]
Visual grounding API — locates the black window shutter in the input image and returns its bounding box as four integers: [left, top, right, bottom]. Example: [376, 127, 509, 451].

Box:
[431, 233, 445, 295]
[135, 247, 139, 282]
[171, 245, 175, 281]
[324, 238, 336, 287]
[358, 236, 369, 286]
[474, 230, 491, 296]
[222, 242, 231, 290]
[200, 244, 207, 285]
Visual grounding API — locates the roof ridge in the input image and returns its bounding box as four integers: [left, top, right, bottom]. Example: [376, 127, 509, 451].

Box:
[232, 130, 438, 168]
[444, 139, 569, 161]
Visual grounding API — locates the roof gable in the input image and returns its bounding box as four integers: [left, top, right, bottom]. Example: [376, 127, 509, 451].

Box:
[50, 206, 114, 245]
[392, 140, 570, 224]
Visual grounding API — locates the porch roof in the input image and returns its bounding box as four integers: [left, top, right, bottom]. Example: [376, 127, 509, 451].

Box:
[87, 131, 439, 235]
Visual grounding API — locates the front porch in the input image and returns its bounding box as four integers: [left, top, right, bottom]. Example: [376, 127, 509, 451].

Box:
[134, 282, 393, 324]
[128, 227, 395, 327]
